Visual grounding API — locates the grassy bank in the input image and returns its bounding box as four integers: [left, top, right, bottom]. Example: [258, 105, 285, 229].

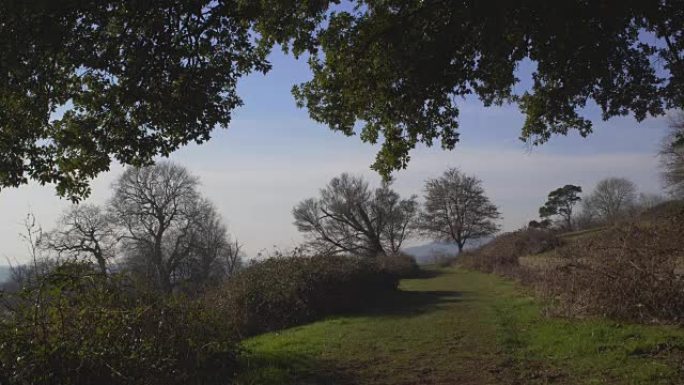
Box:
[235, 268, 684, 385]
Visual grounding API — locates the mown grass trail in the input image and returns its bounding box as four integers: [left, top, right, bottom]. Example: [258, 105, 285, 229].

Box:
[236, 268, 684, 385]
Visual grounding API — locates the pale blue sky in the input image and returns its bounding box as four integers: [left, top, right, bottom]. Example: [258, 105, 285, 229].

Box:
[0, 48, 673, 262]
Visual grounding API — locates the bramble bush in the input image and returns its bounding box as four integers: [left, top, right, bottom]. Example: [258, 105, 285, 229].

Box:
[540, 217, 684, 323]
[461, 212, 684, 324]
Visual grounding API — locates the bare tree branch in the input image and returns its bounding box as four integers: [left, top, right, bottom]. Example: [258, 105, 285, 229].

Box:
[417, 168, 501, 253]
[293, 173, 418, 257]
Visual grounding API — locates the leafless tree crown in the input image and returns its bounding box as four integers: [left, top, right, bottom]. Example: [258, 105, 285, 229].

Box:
[35, 162, 242, 293]
[293, 173, 418, 257]
[40, 204, 116, 275]
[660, 114, 684, 198]
[582, 177, 638, 223]
[417, 168, 501, 252]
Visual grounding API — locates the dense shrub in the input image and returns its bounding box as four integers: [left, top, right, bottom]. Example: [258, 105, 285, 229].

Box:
[375, 253, 420, 278]
[538, 218, 684, 323]
[220, 254, 400, 336]
[0, 262, 239, 385]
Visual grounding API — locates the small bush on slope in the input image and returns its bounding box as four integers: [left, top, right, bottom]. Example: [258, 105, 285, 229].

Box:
[375, 253, 420, 278]
[459, 228, 561, 275]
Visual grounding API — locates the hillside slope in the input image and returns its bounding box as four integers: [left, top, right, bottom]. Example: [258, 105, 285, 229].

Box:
[236, 268, 684, 385]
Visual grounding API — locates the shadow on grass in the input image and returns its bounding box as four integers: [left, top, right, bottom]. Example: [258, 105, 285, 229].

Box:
[236, 289, 462, 385]
[236, 268, 463, 384]
[357, 288, 467, 318]
[409, 268, 446, 279]
[236, 351, 358, 385]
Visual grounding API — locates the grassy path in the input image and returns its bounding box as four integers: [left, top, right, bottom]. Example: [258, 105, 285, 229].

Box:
[236, 268, 684, 385]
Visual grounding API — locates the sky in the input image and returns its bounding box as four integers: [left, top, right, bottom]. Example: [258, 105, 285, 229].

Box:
[0, 49, 675, 263]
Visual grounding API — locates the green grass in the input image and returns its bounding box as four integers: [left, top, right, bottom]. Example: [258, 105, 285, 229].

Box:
[235, 268, 684, 385]
[490, 278, 684, 384]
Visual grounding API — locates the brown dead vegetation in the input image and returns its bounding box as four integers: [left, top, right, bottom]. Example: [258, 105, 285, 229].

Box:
[460, 205, 684, 324]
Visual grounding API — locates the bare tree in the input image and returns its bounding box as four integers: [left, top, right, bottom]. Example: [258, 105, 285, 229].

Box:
[376, 186, 419, 254]
[39, 204, 116, 275]
[660, 113, 684, 198]
[293, 173, 418, 257]
[219, 238, 244, 278]
[583, 177, 638, 223]
[181, 200, 242, 286]
[417, 168, 501, 253]
[110, 162, 231, 293]
[2, 214, 58, 294]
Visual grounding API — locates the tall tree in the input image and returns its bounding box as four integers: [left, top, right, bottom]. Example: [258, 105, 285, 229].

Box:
[583, 177, 638, 223]
[660, 113, 684, 198]
[1, 1, 682, 197]
[216, 238, 244, 279]
[539, 185, 582, 230]
[181, 201, 242, 287]
[293, 173, 418, 257]
[110, 162, 230, 293]
[417, 169, 500, 253]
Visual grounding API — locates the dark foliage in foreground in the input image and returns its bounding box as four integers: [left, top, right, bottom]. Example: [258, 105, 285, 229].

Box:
[4, 1, 682, 198]
[0, 262, 239, 385]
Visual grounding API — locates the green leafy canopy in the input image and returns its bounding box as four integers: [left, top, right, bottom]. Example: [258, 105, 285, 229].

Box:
[1, 1, 682, 200]
[0, 1, 330, 200]
[295, 1, 683, 179]
[539, 184, 582, 227]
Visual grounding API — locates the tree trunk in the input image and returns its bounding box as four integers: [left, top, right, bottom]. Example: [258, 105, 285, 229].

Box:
[157, 264, 173, 294]
[153, 235, 172, 294]
[95, 255, 107, 276]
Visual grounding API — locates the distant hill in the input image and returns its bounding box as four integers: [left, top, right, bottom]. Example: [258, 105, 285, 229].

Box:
[0, 265, 11, 283]
[402, 242, 460, 264]
[403, 238, 494, 264]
